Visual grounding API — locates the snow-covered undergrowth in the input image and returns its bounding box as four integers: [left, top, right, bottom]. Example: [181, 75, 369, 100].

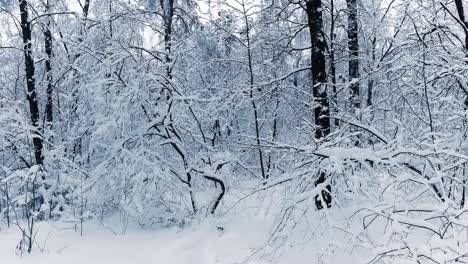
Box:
[2, 173, 468, 264]
[0, 188, 364, 264]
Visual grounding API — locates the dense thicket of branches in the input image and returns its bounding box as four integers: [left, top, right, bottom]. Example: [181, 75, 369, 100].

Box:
[2, 0, 468, 261]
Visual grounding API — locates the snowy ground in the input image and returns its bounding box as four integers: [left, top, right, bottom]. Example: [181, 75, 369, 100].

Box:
[0, 192, 365, 264]
[0, 219, 264, 264]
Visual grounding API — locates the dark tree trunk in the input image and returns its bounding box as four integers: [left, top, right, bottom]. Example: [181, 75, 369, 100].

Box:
[306, 0, 332, 209]
[314, 172, 332, 210]
[347, 0, 360, 109]
[329, 0, 339, 127]
[161, 0, 174, 78]
[367, 36, 375, 107]
[75, 0, 90, 56]
[242, 3, 267, 180]
[306, 0, 330, 139]
[454, 0, 468, 51]
[19, 0, 44, 166]
[453, 0, 468, 205]
[159, 0, 197, 213]
[83, 0, 90, 17]
[453, 0, 468, 107]
[203, 175, 225, 215]
[44, 0, 53, 128]
[367, 79, 373, 107]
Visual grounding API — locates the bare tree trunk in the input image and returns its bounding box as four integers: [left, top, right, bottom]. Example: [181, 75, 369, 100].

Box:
[306, 0, 330, 139]
[306, 0, 332, 209]
[367, 35, 375, 107]
[454, 0, 468, 51]
[19, 0, 44, 166]
[329, 0, 339, 127]
[159, 0, 198, 213]
[203, 175, 225, 215]
[453, 0, 468, 206]
[83, 0, 90, 17]
[75, 0, 91, 55]
[162, 0, 174, 78]
[44, 0, 53, 128]
[242, 0, 267, 180]
[453, 0, 468, 105]
[347, 0, 360, 109]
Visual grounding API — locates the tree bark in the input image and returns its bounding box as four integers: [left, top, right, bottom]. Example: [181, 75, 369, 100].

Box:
[367, 35, 375, 107]
[453, 0, 468, 206]
[242, 1, 267, 180]
[161, 0, 174, 78]
[330, 0, 339, 127]
[347, 0, 360, 109]
[203, 175, 225, 215]
[19, 0, 44, 166]
[44, 0, 53, 128]
[306, 0, 330, 139]
[306, 0, 332, 209]
[454, 0, 468, 51]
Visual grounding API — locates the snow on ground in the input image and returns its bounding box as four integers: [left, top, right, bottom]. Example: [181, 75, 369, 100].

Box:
[0, 192, 364, 264]
[0, 219, 262, 264]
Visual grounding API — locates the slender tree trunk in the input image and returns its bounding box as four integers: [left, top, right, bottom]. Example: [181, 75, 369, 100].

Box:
[453, 0, 468, 107]
[329, 0, 339, 127]
[453, 0, 468, 206]
[242, 0, 267, 180]
[66, 0, 91, 164]
[266, 88, 280, 179]
[347, 0, 360, 109]
[162, 0, 174, 78]
[75, 0, 90, 56]
[19, 0, 44, 166]
[160, 0, 197, 213]
[108, 1, 113, 38]
[44, 0, 53, 128]
[367, 35, 375, 107]
[367, 0, 376, 108]
[83, 0, 90, 17]
[454, 0, 468, 51]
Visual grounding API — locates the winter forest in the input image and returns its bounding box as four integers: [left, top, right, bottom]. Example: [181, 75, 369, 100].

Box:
[2, 0, 468, 263]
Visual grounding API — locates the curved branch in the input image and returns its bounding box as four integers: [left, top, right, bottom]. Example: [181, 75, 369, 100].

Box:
[203, 175, 225, 215]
